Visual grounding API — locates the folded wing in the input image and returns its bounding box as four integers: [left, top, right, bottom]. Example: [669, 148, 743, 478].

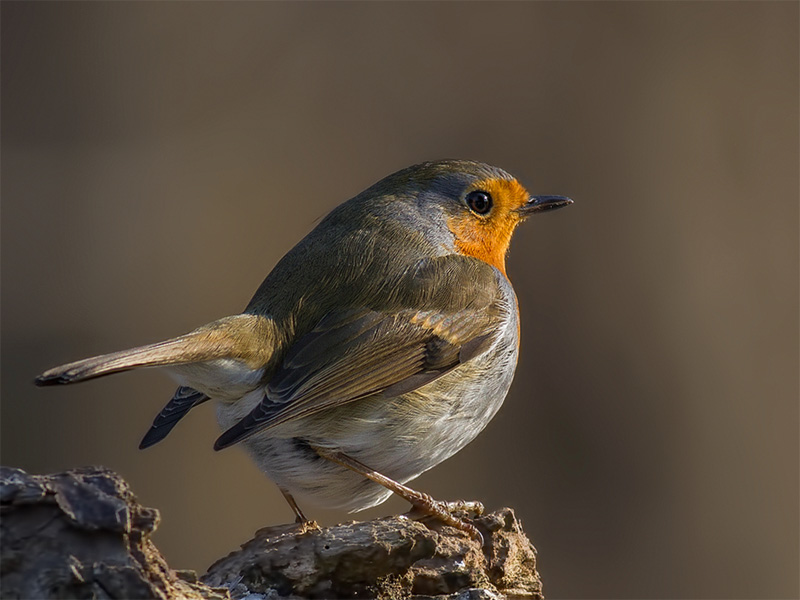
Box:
[215, 256, 509, 450]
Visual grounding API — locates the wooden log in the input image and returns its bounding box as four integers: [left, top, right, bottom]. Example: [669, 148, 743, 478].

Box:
[0, 466, 542, 599]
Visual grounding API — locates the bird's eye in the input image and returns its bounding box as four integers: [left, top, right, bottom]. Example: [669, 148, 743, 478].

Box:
[466, 190, 492, 215]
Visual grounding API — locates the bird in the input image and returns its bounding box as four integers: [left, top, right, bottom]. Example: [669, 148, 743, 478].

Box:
[35, 159, 572, 539]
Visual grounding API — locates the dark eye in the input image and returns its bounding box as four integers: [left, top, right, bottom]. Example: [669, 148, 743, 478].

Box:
[466, 190, 492, 215]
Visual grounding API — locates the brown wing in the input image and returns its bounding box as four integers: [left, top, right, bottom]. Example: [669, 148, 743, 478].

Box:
[214, 256, 509, 450]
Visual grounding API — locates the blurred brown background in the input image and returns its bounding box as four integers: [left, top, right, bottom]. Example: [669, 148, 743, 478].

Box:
[2, 2, 797, 598]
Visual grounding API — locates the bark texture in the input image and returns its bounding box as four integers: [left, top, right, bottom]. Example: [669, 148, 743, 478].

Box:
[0, 466, 542, 599]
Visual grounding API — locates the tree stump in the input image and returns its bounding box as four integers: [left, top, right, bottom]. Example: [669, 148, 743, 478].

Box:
[0, 466, 543, 599]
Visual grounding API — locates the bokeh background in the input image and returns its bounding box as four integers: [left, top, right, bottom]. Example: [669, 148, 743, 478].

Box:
[2, 3, 797, 598]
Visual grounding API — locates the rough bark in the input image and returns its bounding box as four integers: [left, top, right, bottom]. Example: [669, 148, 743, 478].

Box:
[0, 466, 542, 599]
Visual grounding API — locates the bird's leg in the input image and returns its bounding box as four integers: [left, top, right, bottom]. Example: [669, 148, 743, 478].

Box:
[278, 486, 310, 524]
[313, 446, 484, 543]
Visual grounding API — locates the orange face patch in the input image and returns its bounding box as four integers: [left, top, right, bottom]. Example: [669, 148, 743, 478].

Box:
[448, 177, 530, 276]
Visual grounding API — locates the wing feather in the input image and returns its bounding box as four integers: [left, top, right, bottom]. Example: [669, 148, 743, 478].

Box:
[214, 256, 510, 450]
[139, 386, 209, 449]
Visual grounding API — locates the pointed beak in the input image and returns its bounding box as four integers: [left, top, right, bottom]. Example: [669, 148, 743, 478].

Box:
[518, 195, 573, 216]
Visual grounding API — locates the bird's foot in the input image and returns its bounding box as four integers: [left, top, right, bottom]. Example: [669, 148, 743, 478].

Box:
[295, 519, 320, 534]
[404, 495, 485, 545]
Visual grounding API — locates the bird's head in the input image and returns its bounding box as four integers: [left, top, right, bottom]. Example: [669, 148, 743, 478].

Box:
[374, 160, 573, 276]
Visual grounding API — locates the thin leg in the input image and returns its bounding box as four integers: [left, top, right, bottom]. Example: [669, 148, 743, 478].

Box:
[313, 446, 484, 543]
[279, 487, 309, 524]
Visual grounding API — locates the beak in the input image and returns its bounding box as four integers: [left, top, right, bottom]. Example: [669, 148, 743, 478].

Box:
[518, 195, 573, 215]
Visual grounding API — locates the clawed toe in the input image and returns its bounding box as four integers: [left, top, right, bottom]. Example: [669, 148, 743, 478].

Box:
[296, 519, 320, 534]
[404, 498, 485, 544]
[442, 499, 484, 517]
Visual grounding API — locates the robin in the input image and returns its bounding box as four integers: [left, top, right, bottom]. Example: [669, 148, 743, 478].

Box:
[36, 160, 572, 539]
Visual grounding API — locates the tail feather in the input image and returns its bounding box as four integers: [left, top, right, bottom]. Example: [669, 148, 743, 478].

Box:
[35, 337, 205, 385]
[35, 314, 276, 386]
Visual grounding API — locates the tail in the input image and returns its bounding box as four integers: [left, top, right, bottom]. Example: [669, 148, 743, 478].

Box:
[35, 314, 276, 386]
